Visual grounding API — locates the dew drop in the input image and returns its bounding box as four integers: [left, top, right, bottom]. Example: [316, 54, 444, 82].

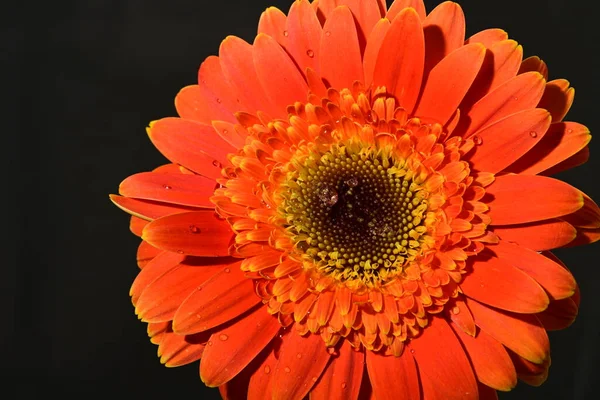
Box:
[452, 306, 460, 315]
[318, 187, 339, 206]
[529, 131, 538, 138]
[264, 365, 271, 374]
[222, 129, 229, 136]
[283, 30, 289, 37]
[472, 135, 483, 145]
[345, 176, 358, 188]
[296, 353, 302, 359]
[410, 349, 415, 354]
[341, 382, 347, 389]
[567, 129, 573, 133]
[311, 376, 318, 382]
[284, 366, 291, 373]
[216, 98, 222, 103]
[306, 49, 314, 58]
[224, 268, 231, 273]
[219, 334, 229, 341]
[189, 225, 201, 234]
[325, 31, 331, 37]
[207, 341, 213, 346]
[163, 184, 172, 190]
[212, 160, 223, 168]
[177, 250, 185, 254]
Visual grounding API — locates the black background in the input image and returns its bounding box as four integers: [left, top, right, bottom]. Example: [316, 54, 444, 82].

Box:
[5, 0, 600, 398]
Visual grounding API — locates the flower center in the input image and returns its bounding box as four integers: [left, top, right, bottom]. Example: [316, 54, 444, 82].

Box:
[280, 144, 429, 285]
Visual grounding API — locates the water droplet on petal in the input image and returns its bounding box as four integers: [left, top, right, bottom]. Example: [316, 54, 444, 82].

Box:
[222, 129, 228, 135]
[472, 135, 483, 145]
[216, 98, 222, 103]
[264, 366, 271, 374]
[163, 184, 172, 190]
[284, 366, 291, 373]
[283, 30, 289, 37]
[189, 225, 201, 234]
[306, 49, 314, 58]
[177, 250, 184, 254]
[341, 382, 347, 389]
[410, 349, 415, 354]
[296, 353, 302, 359]
[207, 341, 213, 346]
[529, 131, 538, 138]
[224, 268, 231, 273]
[212, 160, 223, 168]
[452, 306, 460, 315]
[325, 31, 331, 37]
[219, 334, 229, 341]
[567, 129, 573, 133]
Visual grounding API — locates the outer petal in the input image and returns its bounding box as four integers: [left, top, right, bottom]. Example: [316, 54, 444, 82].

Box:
[200, 305, 281, 387]
[311, 340, 364, 400]
[363, 18, 390, 88]
[137, 240, 161, 269]
[373, 7, 424, 113]
[505, 122, 591, 175]
[519, 56, 548, 79]
[286, 0, 323, 74]
[489, 241, 576, 300]
[386, 0, 426, 21]
[465, 28, 508, 47]
[542, 146, 589, 176]
[451, 324, 517, 391]
[197, 56, 245, 118]
[320, 6, 364, 89]
[537, 295, 578, 330]
[175, 84, 236, 125]
[460, 255, 549, 313]
[130, 251, 186, 304]
[408, 317, 478, 400]
[247, 345, 279, 400]
[110, 195, 201, 221]
[258, 7, 288, 45]
[366, 348, 420, 400]
[142, 211, 234, 256]
[337, 0, 382, 48]
[147, 118, 234, 180]
[271, 332, 331, 400]
[422, 1, 466, 75]
[158, 328, 209, 367]
[466, 108, 551, 174]
[466, 298, 550, 364]
[491, 219, 577, 251]
[486, 175, 584, 225]
[414, 43, 485, 125]
[537, 79, 575, 122]
[173, 263, 261, 334]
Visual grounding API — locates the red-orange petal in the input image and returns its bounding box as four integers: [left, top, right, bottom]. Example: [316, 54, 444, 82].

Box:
[518, 56, 548, 79]
[137, 240, 161, 268]
[147, 118, 234, 180]
[466, 298, 549, 364]
[477, 383, 500, 400]
[119, 172, 216, 208]
[537, 79, 575, 122]
[422, 1, 466, 75]
[415, 43, 485, 125]
[158, 328, 209, 367]
[130, 251, 185, 305]
[537, 295, 578, 331]
[247, 345, 278, 400]
[505, 122, 591, 175]
[135, 262, 225, 323]
[489, 241, 576, 300]
[562, 192, 600, 229]
[465, 28, 508, 47]
[508, 351, 550, 387]
[200, 305, 281, 387]
[110, 194, 201, 221]
[197, 56, 246, 116]
[366, 347, 420, 400]
[460, 255, 549, 313]
[373, 7, 424, 113]
[130, 215, 148, 237]
[337, 0, 382, 49]
[491, 218, 577, 251]
[320, 6, 364, 89]
[543, 145, 589, 176]
[363, 18, 390, 88]
[451, 323, 517, 391]
[142, 211, 234, 256]
[258, 7, 288, 47]
[466, 108, 551, 174]
[175, 84, 237, 125]
[458, 71, 545, 138]
[254, 34, 309, 109]
[311, 340, 364, 400]
[387, 0, 426, 21]
[271, 332, 331, 400]
[173, 262, 260, 334]
[286, 0, 322, 75]
[409, 317, 478, 400]
[449, 298, 476, 336]
[487, 175, 584, 225]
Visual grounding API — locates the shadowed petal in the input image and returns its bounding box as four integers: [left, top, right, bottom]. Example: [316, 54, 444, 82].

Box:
[387, 0, 426, 21]
[491, 219, 577, 251]
[311, 340, 364, 400]
[286, 0, 322, 74]
[366, 347, 420, 400]
[422, 1, 466, 75]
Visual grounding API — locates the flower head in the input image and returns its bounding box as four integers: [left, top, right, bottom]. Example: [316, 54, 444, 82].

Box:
[111, 0, 600, 399]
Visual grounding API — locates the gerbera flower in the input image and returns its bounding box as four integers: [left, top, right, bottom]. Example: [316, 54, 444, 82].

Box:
[110, 0, 600, 399]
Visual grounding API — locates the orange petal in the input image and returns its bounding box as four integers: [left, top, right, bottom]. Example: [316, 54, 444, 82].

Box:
[158, 328, 208, 367]
[175, 84, 236, 125]
[387, 0, 426, 21]
[320, 6, 364, 89]
[219, 36, 279, 118]
[518, 56, 548, 79]
[366, 347, 420, 400]
[562, 192, 600, 229]
[119, 172, 216, 208]
[486, 175, 584, 225]
[142, 211, 234, 256]
[408, 317, 478, 400]
[465, 28, 508, 47]
[200, 305, 281, 387]
[337, 0, 382, 49]
[449, 298, 476, 336]
[311, 340, 364, 400]
[110, 194, 201, 221]
[542, 145, 589, 176]
[173, 263, 260, 334]
[537, 295, 578, 331]
[363, 18, 390, 88]
[373, 7, 424, 113]
[135, 262, 225, 323]
[212, 120, 247, 149]
[147, 118, 234, 180]
[466, 108, 551, 174]
[491, 218, 577, 251]
[477, 383, 500, 400]
[422, 1, 466, 75]
[466, 298, 549, 364]
[489, 241, 576, 300]
[508, 350, 550, 387]
[197, 56, 247, 116]
[451, 323, 517, 391]
[414, 43, 485, 125]
[458, 71, 545, 138]
[286, 0, 322, 75]
[130, 251, 185, 305]
[258, 7, 288, 46]
[506, 122, 591, 175]
[271, 332, 331, 400]
[247, 345, 278, 400]
[254, 34, 308, 110]
[537, 79, 575, 122]
[460, 255, 549, 313]
[137, 240, 161, 269]
[130, 215, 148, 237]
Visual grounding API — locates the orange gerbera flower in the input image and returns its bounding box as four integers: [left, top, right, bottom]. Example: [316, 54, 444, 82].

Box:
[110, 1, 600, 399]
